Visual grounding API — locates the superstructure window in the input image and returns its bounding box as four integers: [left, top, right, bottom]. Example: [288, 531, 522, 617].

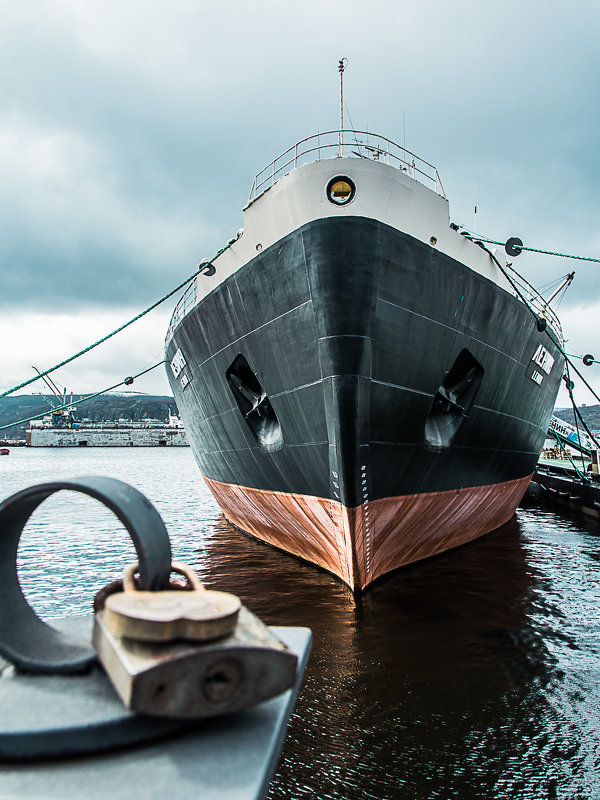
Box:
[326, 176, 356, 206]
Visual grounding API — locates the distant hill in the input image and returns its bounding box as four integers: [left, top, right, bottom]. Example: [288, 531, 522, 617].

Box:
[0, 394, 178, 441]
[553, 404, 600, 430]
[3, 393, 598, 443]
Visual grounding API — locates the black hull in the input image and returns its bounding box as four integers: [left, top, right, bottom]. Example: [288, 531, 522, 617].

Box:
[166, 217, 563, 587]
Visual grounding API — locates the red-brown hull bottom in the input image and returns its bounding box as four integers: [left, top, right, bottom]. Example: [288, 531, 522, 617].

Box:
[203, 475, 532, 590]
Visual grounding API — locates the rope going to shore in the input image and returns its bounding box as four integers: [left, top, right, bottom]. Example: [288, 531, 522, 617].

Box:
[550, 431, 588, 481]
[564, 370, 600, 453]
[479, 239, 600, 476]
[567, 353, 600, 365]
[0, 362, 165, 432]
[564, 363, 591, 476]
[0, 241, 233, 399]
[472, 236, 600, 264]
[479, 243, 600, 408]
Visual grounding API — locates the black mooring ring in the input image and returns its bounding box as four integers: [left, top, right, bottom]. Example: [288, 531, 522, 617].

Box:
[0, 476, 172, 674]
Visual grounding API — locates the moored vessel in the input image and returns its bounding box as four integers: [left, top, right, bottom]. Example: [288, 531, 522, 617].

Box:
[165, 127, 565, 590]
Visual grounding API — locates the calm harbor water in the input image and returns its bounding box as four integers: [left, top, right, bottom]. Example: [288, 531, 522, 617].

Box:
[1, 448, 599, 799]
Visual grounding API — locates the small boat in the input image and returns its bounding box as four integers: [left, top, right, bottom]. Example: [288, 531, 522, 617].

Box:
[0, 449, 10, 456]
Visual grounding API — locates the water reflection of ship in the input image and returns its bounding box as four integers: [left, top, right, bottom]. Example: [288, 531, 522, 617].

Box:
[199, 513, 562, 798]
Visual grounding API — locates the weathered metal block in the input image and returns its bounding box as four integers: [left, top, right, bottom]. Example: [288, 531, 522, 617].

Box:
[93, 606, 298, 719]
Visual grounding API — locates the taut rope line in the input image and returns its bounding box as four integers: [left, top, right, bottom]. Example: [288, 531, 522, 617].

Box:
[0, 241, 232, 399]
[0, 362, 165, 432]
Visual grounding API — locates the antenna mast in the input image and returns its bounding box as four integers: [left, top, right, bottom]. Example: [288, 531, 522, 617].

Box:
[546, 271, 575, 305]
[338, 58, 348, 156]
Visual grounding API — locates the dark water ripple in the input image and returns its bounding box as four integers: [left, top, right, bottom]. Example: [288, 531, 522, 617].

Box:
[1, 449, 600, 799]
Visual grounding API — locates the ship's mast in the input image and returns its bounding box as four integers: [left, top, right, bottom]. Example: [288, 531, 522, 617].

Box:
[338, 58, 347, 157]
[546, 271, 575, 305]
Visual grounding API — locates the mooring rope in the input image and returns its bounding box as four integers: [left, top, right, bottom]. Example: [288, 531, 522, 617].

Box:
[0, 362, 165, 432]
[564, 363, 590, 475]
[564, 373, 600, 453]
[567, 353, 600, 365]
[550, 431, 588, 480]
[472, 236, 600, 264]
[480, 243, 600, 408]
[0, 241, 233, 399]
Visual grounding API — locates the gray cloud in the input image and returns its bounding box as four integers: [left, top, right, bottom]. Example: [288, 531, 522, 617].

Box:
[1, 0, 599, 317]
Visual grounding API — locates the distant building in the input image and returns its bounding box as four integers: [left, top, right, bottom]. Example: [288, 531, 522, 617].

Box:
[26, 412, 188, 447]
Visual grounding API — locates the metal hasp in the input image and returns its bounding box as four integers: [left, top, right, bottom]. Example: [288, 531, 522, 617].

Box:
[0, 477, 311, 798]
[94, 603, 298, 719]
[0, 476, 172, 673]
[93, 559, 298, 720]
[0, 622, 311, 800]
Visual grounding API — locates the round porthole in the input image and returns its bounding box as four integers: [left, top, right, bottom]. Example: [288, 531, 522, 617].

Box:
[326, 176, 356, 206]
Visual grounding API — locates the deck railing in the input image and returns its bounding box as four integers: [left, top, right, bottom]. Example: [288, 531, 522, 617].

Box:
[167, 136, 563, 350]
[166, 278, 197, 344]
[166, 257, 564, 349]
[247, 130, 446, 204]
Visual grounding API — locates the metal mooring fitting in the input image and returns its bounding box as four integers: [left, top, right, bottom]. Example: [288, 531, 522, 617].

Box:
[0, 476, 172, 674]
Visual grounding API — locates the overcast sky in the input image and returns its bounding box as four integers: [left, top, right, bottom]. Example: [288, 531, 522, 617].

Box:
[1, 0, 599, 407]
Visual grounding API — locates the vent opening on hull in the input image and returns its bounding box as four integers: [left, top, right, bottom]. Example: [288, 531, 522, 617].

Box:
[226, 354, 283, 452]
[424, 349, 484, 450]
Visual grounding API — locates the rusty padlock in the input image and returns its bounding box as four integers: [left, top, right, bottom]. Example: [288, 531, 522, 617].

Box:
[102, 561, 241, 642]
[93, 562, 298, 719]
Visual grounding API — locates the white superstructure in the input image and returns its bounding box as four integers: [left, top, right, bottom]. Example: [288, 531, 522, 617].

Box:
[167, 130, 562, 348]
